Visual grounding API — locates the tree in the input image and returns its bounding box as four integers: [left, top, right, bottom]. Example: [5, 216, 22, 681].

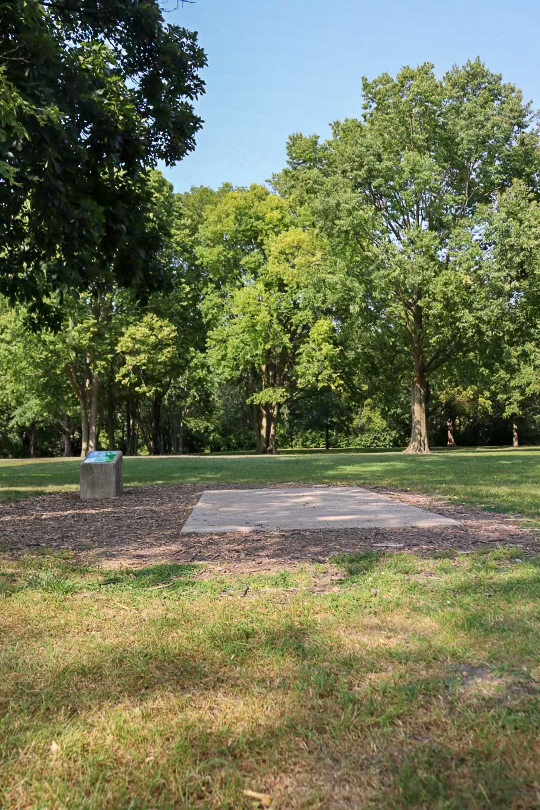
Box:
[490, 181, 540, 445]
[197, 186, 344, 453]
[0, 298, 75, 456]
[0, 0, 206, 313]
[276, 60, 539, 452]
[117, 313, 179, 455]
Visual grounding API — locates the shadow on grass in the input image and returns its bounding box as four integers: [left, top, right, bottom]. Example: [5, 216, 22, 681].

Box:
[98, 563, 199, 591]
[1, 550, 538, 806]
[0, 562, 201, 597]
[1, 606, 537, 809]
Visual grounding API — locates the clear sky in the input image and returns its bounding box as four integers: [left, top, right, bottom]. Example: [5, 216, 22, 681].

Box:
[163, 0, 540, 193]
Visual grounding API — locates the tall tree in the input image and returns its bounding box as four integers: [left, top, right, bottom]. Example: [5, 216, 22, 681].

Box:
[490, 180, 540, 445]
[116, 313, 179, 455]
[277, 60, 539, 452]
[197, 186, 344, 452]
[0, 298, 75, 456]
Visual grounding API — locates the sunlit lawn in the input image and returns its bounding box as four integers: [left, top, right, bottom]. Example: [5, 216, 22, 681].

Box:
[0, 548, 538, 809]
[1, 446, 540, 516]
[1, 449, 539, 807]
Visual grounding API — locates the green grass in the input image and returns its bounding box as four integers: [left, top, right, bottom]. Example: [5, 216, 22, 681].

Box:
[1, 548, 538, 809]
[1, 446, 540, 516]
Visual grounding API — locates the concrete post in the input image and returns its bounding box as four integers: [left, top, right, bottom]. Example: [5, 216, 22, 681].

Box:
[80, 450, 123, 500]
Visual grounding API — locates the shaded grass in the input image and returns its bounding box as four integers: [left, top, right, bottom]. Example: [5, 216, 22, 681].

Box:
[1, 548, 538, 808]
[1, 446, 540, 517]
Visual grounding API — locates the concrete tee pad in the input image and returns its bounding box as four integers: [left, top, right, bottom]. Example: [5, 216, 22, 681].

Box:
[181, 487, 459, 534]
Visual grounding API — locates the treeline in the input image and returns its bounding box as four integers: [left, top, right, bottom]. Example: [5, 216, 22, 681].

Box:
[2, 57, 540, 456]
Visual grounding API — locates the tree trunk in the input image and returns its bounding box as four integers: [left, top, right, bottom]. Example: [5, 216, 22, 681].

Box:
[267, 403, 279, 454]
[404, 373, 430, 454]
[28, 424, 38, 458]
[150, 395, 163, 455]
[88, 371, 99, 453]
[127, 399, 138, 455]
[325, 423, 330, 451]
[80, 407, 89, 458]
[107, 382, 115, 450]
[446, 416, 457, 447]
[513, 421, 519, 447]
[177, 412, 184, 454]
[125, 400, 136, 455]
[64, 433, 73, 457]
[250, 404, 264, 453]
[60, 414, 73, 457]
[258, 406, 268, 454]
[125, 401, 131, 455]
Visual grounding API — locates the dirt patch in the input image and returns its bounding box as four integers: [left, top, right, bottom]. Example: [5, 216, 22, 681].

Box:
[0, 483, 537, 570]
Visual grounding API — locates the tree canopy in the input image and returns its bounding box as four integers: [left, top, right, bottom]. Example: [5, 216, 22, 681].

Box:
[2, 58, 540, 457]
[0, 0, 206, 314]
[276, 59, 540, 452]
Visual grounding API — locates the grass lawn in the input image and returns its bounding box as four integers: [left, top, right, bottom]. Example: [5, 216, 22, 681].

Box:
[1, 446, 540, 517]
[1, 450, 538, 807]
[0, 547, 538, 808]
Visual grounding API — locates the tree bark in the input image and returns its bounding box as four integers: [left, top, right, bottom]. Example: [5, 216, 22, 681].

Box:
[107, 382, 115, 450]
[88, 370, 99, 453]
[258, 405, 268, 454]
[60, 414, 73, 457]
[267, 403, 279, 454]
[513, 421, 519, 447]
[65, 361, 93, 457]
[28, 424, 38, 458]
[250, 403, 264, 453]
[150, 395, 163, 455]
[177, 411, 184, 454]
[63, 431, 73, 457]
[129, 411, 139, 456]
[125, 401, 131, 455]
[404, 373, 430, 454]
[80, 404, 89, 457]
[446, 416, 457, 447]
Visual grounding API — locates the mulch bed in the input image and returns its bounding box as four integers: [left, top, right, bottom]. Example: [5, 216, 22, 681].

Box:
[0, 483, 537, 571]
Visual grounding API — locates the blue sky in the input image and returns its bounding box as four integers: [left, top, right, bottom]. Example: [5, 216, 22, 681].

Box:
[164, 0, 540, 193]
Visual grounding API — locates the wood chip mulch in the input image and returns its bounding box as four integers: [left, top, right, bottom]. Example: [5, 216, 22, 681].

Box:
[0, 483, 537, 571]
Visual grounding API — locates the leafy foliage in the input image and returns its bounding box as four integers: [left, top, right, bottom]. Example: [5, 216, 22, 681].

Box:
[0, 0, 206, 312]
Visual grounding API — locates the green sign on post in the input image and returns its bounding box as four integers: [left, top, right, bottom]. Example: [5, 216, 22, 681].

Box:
[83, 451, 119, 464]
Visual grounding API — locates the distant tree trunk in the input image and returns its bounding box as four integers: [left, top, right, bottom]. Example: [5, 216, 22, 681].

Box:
[126, 398, 139, 455]
[65, 360, 96, 457]
[125, 401, 131, 455]
[63, 432, 73, 457]
[250, 403, 264, 453]
[325, 423, 330, 451]
[446, 416, 457, 447]
[177, 411, 184, 454]
[80, 416, 89, 457]
[513, 421, 519, 447]
[88, 370, 99, 453]
[60, 415, 73, 457]
[267, 403, 279, 454]
[404, 371, 430, 454]
[28, 424, 38, 458]
[258, 405, 268, 454]
[107, 382, 115, 449]
[150, 395, 163, 455]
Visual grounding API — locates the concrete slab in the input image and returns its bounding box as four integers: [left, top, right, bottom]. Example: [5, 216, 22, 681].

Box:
[181, 487, 459, 533]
